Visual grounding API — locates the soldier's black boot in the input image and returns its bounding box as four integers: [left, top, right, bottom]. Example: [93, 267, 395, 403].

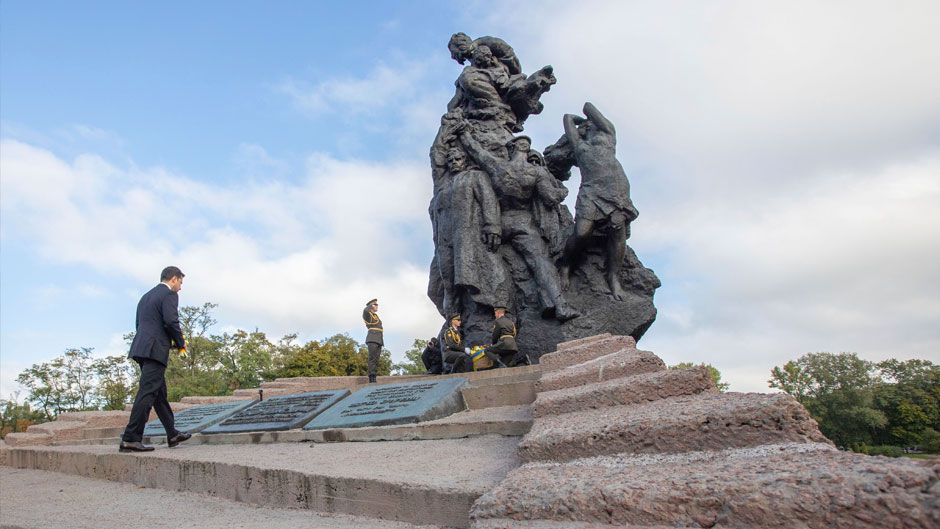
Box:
[368, 374, 377, 383]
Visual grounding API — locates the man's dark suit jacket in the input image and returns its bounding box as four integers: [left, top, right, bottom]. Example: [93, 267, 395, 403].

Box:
[128, 284, 185, 366]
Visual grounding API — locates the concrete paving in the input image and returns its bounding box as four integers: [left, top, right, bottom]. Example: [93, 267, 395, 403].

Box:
[6, 434, 522, 528]
[0, 467, 437, 529]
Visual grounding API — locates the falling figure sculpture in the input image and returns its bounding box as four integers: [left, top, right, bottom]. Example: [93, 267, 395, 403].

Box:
[558, 102, 639, 301]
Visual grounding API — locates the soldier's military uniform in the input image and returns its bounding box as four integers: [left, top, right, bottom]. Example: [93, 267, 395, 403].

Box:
[486, 311, 524, 367]
[362, 299, 383, 382]
[442, 316, 474, 374]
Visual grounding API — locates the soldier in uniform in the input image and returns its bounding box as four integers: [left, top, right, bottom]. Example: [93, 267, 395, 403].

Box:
[362, 298, 383, 383]
[485, 306, 524, 368]
[442, 314, 474, 374]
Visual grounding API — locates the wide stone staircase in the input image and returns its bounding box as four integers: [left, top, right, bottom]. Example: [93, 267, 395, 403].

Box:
[2, 334, 938, 528]
[468, 334, 940, 528]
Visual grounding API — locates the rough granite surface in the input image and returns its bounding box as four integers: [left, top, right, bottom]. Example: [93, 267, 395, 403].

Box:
[2, 431, 53, 447]
[535, 348, 665, 393]
[554, 333, 613, 351]
[25, 420, 88, 442]
[538, 336, 637, 373]
[532, 366, 715, 418]
[471, 443, 940, 529]
[57, 410, 131, 428]
[520, 392, 831, 462]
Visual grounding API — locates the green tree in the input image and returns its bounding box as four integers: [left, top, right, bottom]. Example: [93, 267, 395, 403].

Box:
[393, 338, 429, 375]
[178, 302, 219, 376]
[92, 355, 137, 410]
[668, 362, 730, 391]
[0, 393, 44, 438]
[769, 352, 888, 448]
[16, 348, 98, 421]
[279, 333, 391, 378]
[871, 359, 940, 447]
[209, 329, 284, 391]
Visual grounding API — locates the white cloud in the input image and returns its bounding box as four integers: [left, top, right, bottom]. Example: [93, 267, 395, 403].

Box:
[273, 56, 451, 157]
[277, 59, 431, 116]
[0, 139, 443, 363]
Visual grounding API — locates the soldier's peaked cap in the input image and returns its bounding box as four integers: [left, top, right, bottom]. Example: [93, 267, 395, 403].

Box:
[449, 313, 461, 321]
[506, 135, 532, 147]
[493, 305, 507, 311]
[367, 299, 378, 306]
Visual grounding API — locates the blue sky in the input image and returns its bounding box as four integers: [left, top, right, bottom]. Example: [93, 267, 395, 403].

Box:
[2, 0, 939, 400]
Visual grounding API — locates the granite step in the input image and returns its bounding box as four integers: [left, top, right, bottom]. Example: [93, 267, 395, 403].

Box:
[535, 348, 665, 393]
[6, 434, 522, 528]
[463, 379, 536, 409]
[532, 366, 715, 418]
[82, 426, 125, 440]
[554, 333, 612, 351]
[180, 395, 254, 405]
[0, 466, 439, 529]
[519, 392, 831, 463]
[471, 443, 940, 529]
[232, 367, 543, 398]
[537, 335, 636, 373]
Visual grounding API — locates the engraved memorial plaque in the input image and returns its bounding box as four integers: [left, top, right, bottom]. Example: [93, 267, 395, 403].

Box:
[143, 399, 258, 437]
[202, 390, 349, 434]
[304, 377, 468, 430]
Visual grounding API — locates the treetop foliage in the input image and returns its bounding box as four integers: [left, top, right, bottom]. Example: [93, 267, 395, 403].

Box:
[769, 352, 939, 452]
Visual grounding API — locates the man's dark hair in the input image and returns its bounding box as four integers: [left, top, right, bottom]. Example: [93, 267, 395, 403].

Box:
[160, 266, 185, 282]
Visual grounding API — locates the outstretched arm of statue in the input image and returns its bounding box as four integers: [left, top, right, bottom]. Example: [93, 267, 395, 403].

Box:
[563, 113, 583, 150]
[459, 128, 503, 177]
[431, 111, 465, 180]
[583, 102, 616, 136]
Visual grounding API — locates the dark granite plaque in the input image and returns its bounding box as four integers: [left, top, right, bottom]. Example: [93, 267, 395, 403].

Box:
[304, 377, 468, 430]
[143, 399, 258, 437]
[201, 390, 349, 434]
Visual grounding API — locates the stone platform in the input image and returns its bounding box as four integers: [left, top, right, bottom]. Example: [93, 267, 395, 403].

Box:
[4, 335, 938, 529]
[0, 466, 437, 529]
[6, 435, 519, 528]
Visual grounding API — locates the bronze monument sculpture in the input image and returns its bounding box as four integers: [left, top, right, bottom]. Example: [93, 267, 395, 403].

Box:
[428, 33, 660, 360]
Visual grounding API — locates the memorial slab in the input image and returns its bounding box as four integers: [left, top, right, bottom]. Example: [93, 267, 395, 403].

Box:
[202, 390, 348, 434]
[304, 378, 468, 430]
[143, 399, 258, 437]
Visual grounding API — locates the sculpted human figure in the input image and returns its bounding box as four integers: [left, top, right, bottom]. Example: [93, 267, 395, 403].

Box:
[448, 45, 516, 131]
[448, 42, 556, 133]
[559, 102, 639, 301]
[428, 118, 507, 315]
[460, 127, 579, 321]
[448, 32, 522, 76]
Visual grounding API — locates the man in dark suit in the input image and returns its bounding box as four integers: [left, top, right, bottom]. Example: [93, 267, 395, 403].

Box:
[119, 266, 192, 452]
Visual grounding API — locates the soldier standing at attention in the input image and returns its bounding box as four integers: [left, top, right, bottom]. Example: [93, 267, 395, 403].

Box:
[362, 299, 383, 383]
[486, 306, 522, 368]
[442, 314, 474, 374]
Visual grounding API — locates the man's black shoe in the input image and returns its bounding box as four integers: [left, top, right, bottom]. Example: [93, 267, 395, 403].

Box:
[119, 441, 155, 453]
[167, 431, 192, 448]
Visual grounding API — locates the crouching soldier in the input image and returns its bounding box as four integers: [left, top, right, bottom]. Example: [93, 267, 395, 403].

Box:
[421, 337, 443, 375]
[442, 314, 474, 374]
[486, 306, 526, 368]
